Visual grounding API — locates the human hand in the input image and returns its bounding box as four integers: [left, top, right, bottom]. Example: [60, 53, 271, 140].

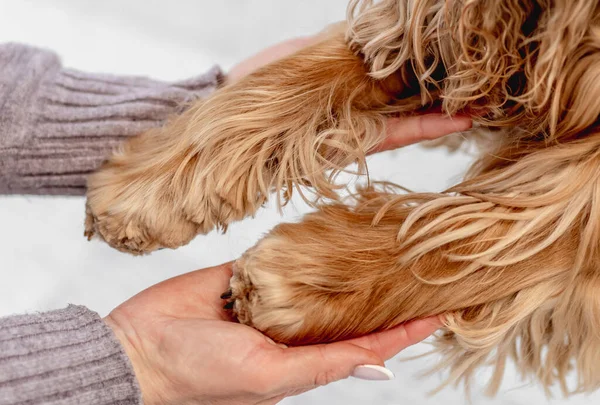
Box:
[105, 263, 441, 405]
[228, 37, 472, 153]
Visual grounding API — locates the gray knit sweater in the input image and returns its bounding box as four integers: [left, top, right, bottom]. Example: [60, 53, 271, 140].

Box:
[0, 43, 223, 404]
[0, 42, 222, 195]
[0, 306, 142, 405]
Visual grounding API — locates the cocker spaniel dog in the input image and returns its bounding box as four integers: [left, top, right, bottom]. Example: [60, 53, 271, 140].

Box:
[84, 0, 600, 396]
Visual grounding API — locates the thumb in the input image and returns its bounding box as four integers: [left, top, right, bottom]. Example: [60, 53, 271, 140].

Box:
[272, 341, 391, 392]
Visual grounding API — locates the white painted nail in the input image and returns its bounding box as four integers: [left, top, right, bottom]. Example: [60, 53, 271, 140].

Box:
[351, 365, 395, 381]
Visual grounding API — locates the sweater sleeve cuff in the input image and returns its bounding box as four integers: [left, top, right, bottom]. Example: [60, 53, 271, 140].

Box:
[0, 305, 143, 405]
[0, 43, 224, 196]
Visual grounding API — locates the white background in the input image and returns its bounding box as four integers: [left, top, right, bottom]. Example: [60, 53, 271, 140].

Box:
[0, 1, 595, 404]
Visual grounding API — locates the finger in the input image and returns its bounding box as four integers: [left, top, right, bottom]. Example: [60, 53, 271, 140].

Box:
[165, 262, 234, 297]
[271, 341, 385, 392]
[192, 262, 237, 319]
[136, 262, 234, 320]
[371, 114, 472, 154]
[343, 317, 442, 361]
[202, 261, 234, 287]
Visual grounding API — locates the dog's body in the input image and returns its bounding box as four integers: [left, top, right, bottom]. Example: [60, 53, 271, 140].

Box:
[85, 0, 600, 396]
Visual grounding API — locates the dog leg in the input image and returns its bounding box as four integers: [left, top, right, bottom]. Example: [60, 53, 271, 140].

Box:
[85, 32, 412, 254]
[225, 177, 600, 393]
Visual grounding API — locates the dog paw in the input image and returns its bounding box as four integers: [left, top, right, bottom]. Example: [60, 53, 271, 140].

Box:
[85, 200, 172, 254]
[222, 243, 310, 345]
[220, 201, 413, 345]
[84, 139, 201, 254]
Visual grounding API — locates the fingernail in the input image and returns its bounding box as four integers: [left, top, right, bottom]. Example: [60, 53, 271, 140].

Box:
[351, 365, 395, 381]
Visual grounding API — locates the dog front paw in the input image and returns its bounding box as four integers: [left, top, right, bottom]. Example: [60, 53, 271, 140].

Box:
[222, 241, 310, 345]
[220, 205, 407, 345]
[84, 133, 201, 254]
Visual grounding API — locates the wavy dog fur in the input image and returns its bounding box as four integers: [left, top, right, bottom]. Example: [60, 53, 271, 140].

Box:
[86, 0, 600, 396]
[85, 29, 417, 253]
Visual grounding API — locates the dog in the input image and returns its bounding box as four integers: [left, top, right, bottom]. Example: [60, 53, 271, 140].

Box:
[85, 0, 600, 396]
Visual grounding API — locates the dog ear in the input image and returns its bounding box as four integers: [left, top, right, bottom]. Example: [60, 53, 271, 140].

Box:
[348, 0, 600, 139]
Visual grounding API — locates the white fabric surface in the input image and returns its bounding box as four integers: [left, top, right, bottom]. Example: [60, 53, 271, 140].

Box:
[0, 1, 595, 404]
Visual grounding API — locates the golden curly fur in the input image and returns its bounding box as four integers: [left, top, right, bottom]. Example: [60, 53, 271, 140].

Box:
[85, 0, 600, 396]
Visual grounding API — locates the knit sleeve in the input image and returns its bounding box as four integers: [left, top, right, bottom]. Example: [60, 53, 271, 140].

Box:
[0, 43, 224, 195]
[0, 305, 142, 405]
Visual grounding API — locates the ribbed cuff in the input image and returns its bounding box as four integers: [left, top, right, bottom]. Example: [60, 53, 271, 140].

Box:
[0, 43, 223, 195]
[0, 305, 142, 405]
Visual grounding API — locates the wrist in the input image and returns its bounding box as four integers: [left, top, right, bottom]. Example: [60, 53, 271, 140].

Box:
[104, 313, 167, 405]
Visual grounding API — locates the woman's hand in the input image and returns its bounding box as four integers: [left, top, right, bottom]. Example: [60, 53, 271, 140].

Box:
[105, 263, 440, 405]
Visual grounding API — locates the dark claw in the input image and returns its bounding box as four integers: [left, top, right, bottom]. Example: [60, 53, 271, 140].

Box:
[223, 301, 235, 310]
[220, 289, 233, 300]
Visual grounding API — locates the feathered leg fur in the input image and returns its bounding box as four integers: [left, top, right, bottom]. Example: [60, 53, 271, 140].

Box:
[85, 30, 417, 254]
[228, 133, 600, 394]
[85, 0, 600, 396]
